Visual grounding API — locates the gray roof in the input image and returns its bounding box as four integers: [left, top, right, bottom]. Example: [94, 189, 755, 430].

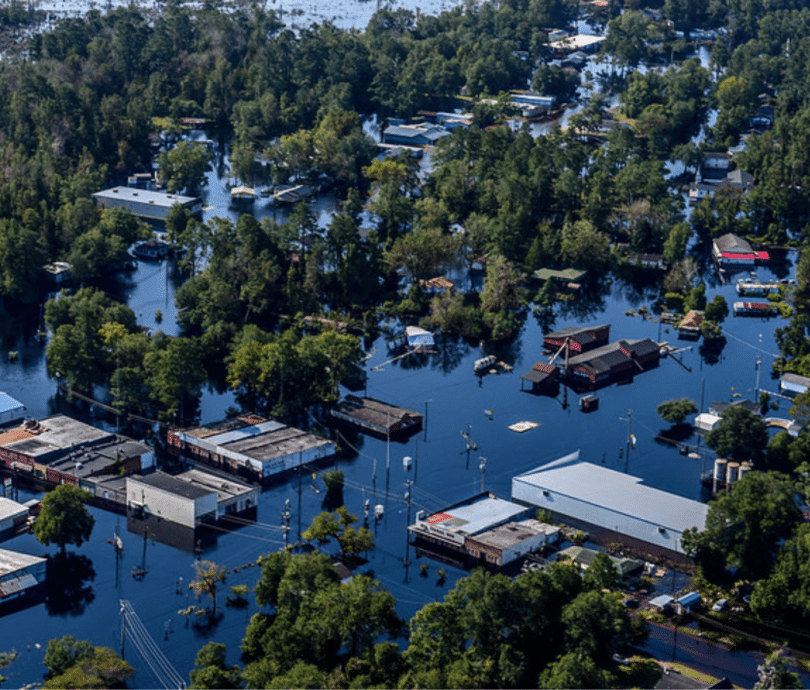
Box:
[781, 372, 810, 388]
[129, 472, 213, 500]
[174, 468, 256, 501]
[0, 548, 46, 577]
[713, 233, 752, 254]
[93, 187, 200, 209]
[0, 496, 28, 523]
[513, 454, 709, 534]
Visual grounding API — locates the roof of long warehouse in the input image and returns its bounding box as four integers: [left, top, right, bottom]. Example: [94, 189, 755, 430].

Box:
[513, 452, 709, 533]
[174, 416, 332, 464]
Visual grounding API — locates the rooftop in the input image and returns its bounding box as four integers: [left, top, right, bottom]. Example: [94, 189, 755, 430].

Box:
[1, 415, 112, 459]
[173, 468, 256, 501]
[713, 233, 753, 254]
[0, 548, 46, 578]
[0, 496, 28, 523]
[93, 187, 200, 208]
[416, 494, 531, 537]
[471, 519, 559, 550]
[0, 392, 24, 416]
[513, 453, 709, 534]
[129, 472, 214, 501]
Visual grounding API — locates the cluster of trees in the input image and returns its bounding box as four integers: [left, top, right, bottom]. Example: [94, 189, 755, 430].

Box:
[185, 550, 646, 689]
[42, 636, 133, 689]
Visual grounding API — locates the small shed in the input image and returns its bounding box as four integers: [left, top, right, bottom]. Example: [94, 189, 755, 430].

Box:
[648, 594, 674, 611]
[406, 326, 435, 349]
[675, 591, 702, 614]
[694, 413, 722, 432]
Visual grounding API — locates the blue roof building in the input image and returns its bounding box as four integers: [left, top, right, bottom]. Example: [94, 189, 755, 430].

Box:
[0, 393, 24, 426]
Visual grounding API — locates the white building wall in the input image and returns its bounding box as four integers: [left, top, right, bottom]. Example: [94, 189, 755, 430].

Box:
[194, 493, 217, 521]
[129, 481, 197, 528]
[500, 532, 548, 565]
[512, 479, 687, 554]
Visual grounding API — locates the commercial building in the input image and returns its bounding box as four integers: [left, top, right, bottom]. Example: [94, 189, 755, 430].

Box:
[0, 416, 155, 491]
[167, 415, 334, 482]
[92, 187, 202, 222]
[543, 324, 611, 355]
[512, 451, 709, 560]
[408, 493, 559, 568]
[0, 548, 47, 603]
[465, 519, 560, 567]
[712, 233, 769, 267]
[127, 472, 218, 529]
[563, 338, 660, 387]
[331, 396, 423, 438]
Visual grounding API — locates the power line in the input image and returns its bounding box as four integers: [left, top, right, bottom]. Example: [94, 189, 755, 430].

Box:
[120, 600, 185, 689]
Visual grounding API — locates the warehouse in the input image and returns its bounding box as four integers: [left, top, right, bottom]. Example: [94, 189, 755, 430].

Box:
[512, 451, 708, 560]
[166, 415, 335, 482]
[92, 187, 202, 222]
[0, 497, 29, 540]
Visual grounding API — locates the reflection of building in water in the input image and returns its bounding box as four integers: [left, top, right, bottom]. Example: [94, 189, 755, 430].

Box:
[126, 512, 217, 554]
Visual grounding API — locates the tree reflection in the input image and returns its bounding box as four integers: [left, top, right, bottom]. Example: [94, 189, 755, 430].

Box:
[46, 552, 96, 617]
[699, 336, 727, 365]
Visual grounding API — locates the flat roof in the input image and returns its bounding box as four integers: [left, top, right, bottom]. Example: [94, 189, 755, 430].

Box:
[514, 453, 708, 534]
[2, 415, 112, 458]
[0, 547, 46, 577]
[93, 187, 200, 208]
[129, 472, 213, 501]
[471, 519, 559, 549]
[419, 495, 530, 537]
[174, 468, 256, 502]
[0, 496, 28, 522]
[550, 34, 606, 49]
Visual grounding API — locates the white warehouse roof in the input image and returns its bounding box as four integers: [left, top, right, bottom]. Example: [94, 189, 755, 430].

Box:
[512, 451, 708, 551]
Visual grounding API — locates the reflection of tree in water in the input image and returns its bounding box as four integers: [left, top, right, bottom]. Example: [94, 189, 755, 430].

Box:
[768, 248, 794, 280]
[611, 266, 663, 308]
[654, 423, 695, 448]
[533, 306, 557, 335]
[487, 326, 526, 366]
[46, 552, 96, 617]
[556, 278, 610, 321]
[699, 336, 727, 365]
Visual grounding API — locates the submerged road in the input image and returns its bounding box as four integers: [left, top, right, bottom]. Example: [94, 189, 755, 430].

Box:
[643, 622, 810, 688]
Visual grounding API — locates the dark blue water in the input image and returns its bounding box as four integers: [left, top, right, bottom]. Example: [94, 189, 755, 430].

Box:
[0, 249, 796, 688]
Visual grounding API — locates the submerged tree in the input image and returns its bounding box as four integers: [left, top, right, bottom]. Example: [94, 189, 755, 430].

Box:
[34, 485, 95, 554]
[190, 560, 228, 617]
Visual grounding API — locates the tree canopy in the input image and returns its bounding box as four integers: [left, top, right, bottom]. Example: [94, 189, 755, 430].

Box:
[34, 484, 95, 554]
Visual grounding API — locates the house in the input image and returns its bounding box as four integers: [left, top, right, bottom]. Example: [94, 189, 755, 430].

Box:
[720, 169, 754, 194]
[555, 545, 643, 579]
[549, 34, 606, 54]
[689, 153, 756, 205]
[543, 324, 610, 355]
[92, 187, 202, 223]
[712, 233, 769, 267]
[533, 267, 587, 289]
[520, 362, 560, 393]
[382, 123, 449, 147]
[678, 310, 704, 339]
[694, 413, 722, 432]
[41, 262, 72, 289]
[563, 338, 660, 387]
[780, 373, 810, 398]
[648, 594, 674, 611]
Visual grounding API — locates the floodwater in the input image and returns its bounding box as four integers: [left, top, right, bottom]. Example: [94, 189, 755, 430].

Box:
[0, 26, 802, 689]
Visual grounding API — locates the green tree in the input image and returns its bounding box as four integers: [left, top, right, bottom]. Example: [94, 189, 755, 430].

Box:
[189, 642, 242, 689]
[656, 398, 698, 425]
[480, 254, 527, 340]
[704, 295, 729, 324]
[582, 553, 621, 592]
[34, 485, 95, 554]
[682, 472, 802, 581]
[302, 506, 374, 558]
[190, 560, 228, 617]
[43, 636, 94, 678]
[158, 140, 213, 194]
[538, 651, 607, 689]
[561, 590, 647, 665]
[705, 406, 768, 461]
[387, 226, 456, 284]
[43, 646, 134, 689]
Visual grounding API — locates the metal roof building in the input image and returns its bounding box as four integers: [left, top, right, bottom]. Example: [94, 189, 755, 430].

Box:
[0, 497, 29, 538]
[92, 187, 202, 222]
[0, 393, 24, 426]
[512, 451, 709, 557]
[0, 547, 47, 602]
[167, 416, 335, 482]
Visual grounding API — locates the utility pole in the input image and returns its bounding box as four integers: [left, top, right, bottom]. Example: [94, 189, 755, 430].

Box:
[479, 457, 486, 492]
[755, 356, 761, 402]
[404, 480, 412, 569]
[120, 601, 126, 659]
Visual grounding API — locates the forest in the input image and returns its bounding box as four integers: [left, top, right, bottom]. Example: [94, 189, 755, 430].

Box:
[2, 0, 810, 683]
